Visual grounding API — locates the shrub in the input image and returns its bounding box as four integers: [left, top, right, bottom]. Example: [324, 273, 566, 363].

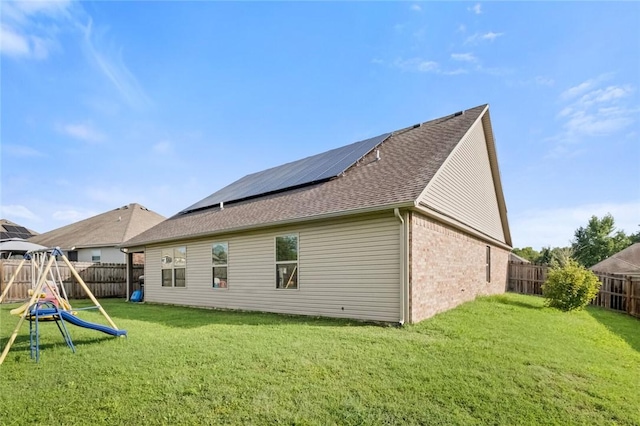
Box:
[542, 260, 601, 311]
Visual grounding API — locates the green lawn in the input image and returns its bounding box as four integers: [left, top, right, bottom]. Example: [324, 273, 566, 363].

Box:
[0, 293, 638, 425]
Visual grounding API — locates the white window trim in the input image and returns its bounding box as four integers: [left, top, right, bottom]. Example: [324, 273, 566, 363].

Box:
[275, 233, 299, 290]
[212, 242, 229, 290]
[161, 246, 187, 288]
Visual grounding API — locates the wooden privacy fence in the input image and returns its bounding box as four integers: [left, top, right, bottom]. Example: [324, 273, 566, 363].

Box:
[0, 259, 143, 301]
[508, 262, 640, 318]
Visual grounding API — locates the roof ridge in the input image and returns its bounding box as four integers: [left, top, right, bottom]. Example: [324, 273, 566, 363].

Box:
[120, 204, 138, 243]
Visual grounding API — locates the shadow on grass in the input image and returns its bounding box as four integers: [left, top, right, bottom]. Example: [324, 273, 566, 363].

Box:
[587, 306, 640, 353]
[87, 299, 376, 330]
[6, 334, 116, 353]
[491, 294, 543, 311]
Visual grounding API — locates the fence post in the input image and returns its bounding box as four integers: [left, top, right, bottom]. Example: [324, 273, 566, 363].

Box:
[625, 275, 632, 316]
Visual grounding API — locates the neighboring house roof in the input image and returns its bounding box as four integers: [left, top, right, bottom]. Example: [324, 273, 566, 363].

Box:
[29, 203, 165, 249]
[125, 104, 511, 247]
[590, 243, 640, 274]
[509, 253, 531, 263]
[0, 219, 39, 240]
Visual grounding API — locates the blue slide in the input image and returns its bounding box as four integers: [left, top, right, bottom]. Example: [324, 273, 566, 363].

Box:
[59, 311, 127, 337]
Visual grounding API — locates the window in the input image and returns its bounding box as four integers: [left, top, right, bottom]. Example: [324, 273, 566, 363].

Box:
[486, 246, 491, 283]
[161, 246, 186, 287]
[91, 249, 101, 262]
[212, 242, 228, 288]
[276, 234, 298, 289]
[68, 251, 78, 262]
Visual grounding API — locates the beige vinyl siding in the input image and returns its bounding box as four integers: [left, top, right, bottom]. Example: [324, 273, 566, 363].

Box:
[76, 247, 124, 263]
[420, 119, 505, 243]
[144, 213, 401, 322]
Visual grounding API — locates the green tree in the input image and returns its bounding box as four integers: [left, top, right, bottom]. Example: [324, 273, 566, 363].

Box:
[537, 246, 574, 267]
[511, 247, 540, 263]
[571, 214, 631, 268]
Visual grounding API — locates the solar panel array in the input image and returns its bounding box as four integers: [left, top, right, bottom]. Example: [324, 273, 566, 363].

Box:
[181, 132, 391, 214]
[1, 225, 35, 240]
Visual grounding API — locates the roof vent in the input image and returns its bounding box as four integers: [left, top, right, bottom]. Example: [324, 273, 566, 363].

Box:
[220, 202, 224, 210]
[375, 149, 381, 161]
[412, 123, 422, 128]
[454, 111, 463, 117]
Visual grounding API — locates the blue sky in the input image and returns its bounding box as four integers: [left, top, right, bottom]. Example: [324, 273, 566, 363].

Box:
[1, 1, 639, 250]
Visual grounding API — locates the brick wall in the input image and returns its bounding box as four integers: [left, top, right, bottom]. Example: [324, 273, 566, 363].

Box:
[410, 212, 509, 323]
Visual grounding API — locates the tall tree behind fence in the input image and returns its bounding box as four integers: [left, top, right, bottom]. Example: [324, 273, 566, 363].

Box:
[0, 260, 143, 301]
[508, 262, 640, 318]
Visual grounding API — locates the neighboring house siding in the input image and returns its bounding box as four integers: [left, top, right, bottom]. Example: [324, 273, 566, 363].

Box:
[144, 214, 401, 322]
[76, 247, 124, 263]
[420, 119, 505, 243]
[410, 212, 508, 323]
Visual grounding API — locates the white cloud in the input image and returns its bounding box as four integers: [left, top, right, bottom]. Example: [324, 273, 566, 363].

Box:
[57, 122, 106, 143]
[451, 53, 477, 63]
[508, 76, 555, 88]
[457, 24, 466, 33]
[153, 141, 172, 154]
[0, 205, 40, 222]
[442, 68, 468, 76]
[410, 4, 422, 12]
[579, 85, 633, 106]
[548, 76, 637, 154]
[534, 76, 555, 86]
[482, 31, 502, 41]
[465, 31, 504, 45]
[393, 57, 439, 73]
[0, 25, 30, 57]
[469, 3, 482, 14]
[511, 202, 640, 250]
[2, 1, 150, 109]
[80, 18, 152, 109]
[0, 1, 72, 60]
[1, 145, 44, 157]
[560, 73, 614, 100]
[376, 57, 469, 76]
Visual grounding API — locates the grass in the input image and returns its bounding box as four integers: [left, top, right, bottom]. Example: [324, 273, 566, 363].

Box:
[0, 293, 638, 425]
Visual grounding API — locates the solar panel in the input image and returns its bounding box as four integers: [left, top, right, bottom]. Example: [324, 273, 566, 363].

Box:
[181, 132, 391, 214]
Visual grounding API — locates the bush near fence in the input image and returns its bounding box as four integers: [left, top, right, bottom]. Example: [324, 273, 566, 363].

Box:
[508, 261, 640, 318]
[0, 259, 143, 301]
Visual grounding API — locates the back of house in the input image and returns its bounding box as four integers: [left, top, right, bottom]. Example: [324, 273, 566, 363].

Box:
[124, 104, 512, 324]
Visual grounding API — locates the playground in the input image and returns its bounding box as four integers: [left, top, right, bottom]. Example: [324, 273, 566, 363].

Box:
[0, 248, 126, 365]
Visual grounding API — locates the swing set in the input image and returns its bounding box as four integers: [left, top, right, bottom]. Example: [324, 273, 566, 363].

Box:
[0, 247, 127, 366]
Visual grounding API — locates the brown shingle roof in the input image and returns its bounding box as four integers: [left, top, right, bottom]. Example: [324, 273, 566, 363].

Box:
[29, 203, 165, 249]
[591, 243, 640, 274]
[125, 105, 488, 246]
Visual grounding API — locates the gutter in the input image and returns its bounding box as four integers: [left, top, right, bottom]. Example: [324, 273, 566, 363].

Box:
[394, 208, 408, 326]
[122, 201, 416, 248]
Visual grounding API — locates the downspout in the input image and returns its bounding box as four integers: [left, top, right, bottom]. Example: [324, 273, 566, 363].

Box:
[394, 208, 406, 325]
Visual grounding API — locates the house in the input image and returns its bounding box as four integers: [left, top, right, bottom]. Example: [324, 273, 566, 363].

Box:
[0, 219, 41, 259]
[123, 104, 512, 323]
[29, 203, 165, 264]
[509, 252, 531, 263]
[590, 243, 640, 275]
[0, 219, 38, 240]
